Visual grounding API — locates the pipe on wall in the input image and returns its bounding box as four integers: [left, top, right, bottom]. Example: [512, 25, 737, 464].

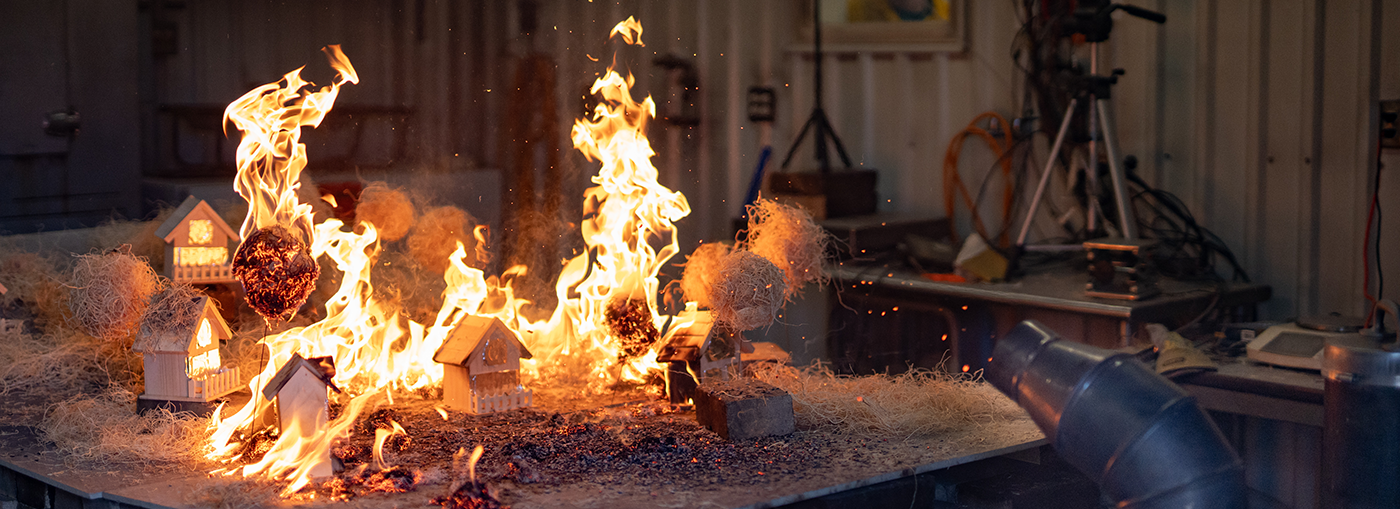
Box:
[987, 320, 1245, 508]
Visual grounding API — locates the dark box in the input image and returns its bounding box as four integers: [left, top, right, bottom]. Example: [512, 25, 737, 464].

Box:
[769, 169, 878, 218]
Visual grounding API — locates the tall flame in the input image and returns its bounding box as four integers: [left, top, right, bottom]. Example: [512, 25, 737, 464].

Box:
[209, 18, 696, 495]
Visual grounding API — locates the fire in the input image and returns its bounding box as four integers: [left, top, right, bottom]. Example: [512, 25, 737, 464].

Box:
[209, 17, 696, 496]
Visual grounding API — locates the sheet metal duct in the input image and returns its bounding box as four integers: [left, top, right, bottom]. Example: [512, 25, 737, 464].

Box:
[987, 320, 1245, 508]
[1322, 299, 1400, 508]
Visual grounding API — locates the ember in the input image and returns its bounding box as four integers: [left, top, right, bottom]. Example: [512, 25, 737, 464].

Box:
[231, 225, 320, 322]
[605, 297, 660, 361]
[431, 480, 509, 509]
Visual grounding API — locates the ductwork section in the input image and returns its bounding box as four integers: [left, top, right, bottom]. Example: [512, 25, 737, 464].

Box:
[987, 320, 1245, 508]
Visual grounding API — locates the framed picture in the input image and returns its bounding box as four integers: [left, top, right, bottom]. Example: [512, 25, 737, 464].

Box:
[795, 0, 967, 53]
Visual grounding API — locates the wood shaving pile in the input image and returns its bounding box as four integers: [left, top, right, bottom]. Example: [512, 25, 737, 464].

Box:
[708, 250, 786, 331]
[66, 247, 162, 341]
[679, 242, 730, 308]
[355, 183, 417, 242]
[38, 386, 209, 468]
[742, 199, 830, 298]
[407, 206, 478, 275]
[748, 362, 1024, 439]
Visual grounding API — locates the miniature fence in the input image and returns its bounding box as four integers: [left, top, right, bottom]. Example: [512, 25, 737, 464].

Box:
[469, 389, 533, 414]
[190, 365, 242, 400]
[172, 262, 235, 284]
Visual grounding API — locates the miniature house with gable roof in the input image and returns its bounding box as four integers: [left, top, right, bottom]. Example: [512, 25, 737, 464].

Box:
[133, 295, 242, 407]
[656, 313, 742, 404]
[433, 315, 533, 414]
[154, 196, 240, 283]
[261, 353, 340, 478]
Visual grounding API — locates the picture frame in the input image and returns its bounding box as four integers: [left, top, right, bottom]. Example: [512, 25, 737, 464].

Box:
[795, 0, 968, 53]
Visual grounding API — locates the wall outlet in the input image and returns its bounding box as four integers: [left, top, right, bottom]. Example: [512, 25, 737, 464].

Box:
[1381, 99, 1400, 148]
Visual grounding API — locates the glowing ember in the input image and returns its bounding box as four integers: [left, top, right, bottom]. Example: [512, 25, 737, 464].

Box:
[605, 297, 660, 361]
[232, 225, 320, 322]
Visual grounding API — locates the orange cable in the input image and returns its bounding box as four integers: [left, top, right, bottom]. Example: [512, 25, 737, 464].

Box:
[943, 112, 1016, 246]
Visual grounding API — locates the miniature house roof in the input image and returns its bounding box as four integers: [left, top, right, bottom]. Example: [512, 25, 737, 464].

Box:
[261, 353, 341, 400]
[432, 315, 533, 366]
[154, 196, 240, 243]
[132, 295, 232, 354]
[656, 314, 722, 363]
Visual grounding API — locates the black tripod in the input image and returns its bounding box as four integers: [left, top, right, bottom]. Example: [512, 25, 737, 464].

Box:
[780, 0, 852, 173]
[1014, 2, 1165, 250]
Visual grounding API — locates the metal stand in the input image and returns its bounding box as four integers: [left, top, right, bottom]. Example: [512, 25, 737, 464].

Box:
[1014, 2, 1165, 251]
[780, 0, 852, 173]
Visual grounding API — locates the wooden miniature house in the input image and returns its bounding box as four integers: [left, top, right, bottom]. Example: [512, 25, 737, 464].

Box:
[132, 295, 242, 404]
[261, 353, 341, 478]
[656, 313, 742, 404]
[0, 282, 17, 335]
[154, 196, 240, 283]
[433, 315, 533, 414]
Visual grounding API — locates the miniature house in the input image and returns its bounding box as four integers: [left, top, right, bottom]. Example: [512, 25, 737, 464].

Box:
[132, 295, 242, 405]
[154, 196, 240, 284]
[433, 315, 533, 414]
[0, 282, 18, 335]
[656, 313, 742, 404]
[261, 353, 341, 478]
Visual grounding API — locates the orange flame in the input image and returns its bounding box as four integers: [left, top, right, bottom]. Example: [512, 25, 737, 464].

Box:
[209, 17, 696, 495]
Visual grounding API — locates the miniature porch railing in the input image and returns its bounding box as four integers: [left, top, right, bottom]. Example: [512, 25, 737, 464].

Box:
[190, 365, 242, 400]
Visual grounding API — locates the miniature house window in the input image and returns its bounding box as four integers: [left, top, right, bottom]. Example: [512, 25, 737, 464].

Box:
[155, 196, 240, 283]
[186, 318, 220, 377]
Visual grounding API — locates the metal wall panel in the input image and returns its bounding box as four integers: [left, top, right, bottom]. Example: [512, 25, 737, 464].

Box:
[156, 0, 1390, 320]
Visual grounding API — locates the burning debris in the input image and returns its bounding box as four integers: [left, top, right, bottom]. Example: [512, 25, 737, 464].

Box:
[232, 225, 321, 322]
[605, 297, 661, 361]
[432, 446, 509, 509]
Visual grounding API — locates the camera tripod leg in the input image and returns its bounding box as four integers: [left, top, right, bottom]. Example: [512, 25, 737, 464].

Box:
[1016, 97, 1079, 247]
[1096, 97, 1138, 239]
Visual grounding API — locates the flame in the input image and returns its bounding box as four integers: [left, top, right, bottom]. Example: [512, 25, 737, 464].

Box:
[372, 419, 407, 471]
[609, 17, 644, 46]
[208, 17, 697, 495]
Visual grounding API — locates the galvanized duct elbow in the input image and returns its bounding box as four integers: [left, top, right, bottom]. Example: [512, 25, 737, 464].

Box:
[987, 321, 1245, 509]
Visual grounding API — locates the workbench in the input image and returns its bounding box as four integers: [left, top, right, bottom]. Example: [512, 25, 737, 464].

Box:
[828, 262, 1271, 373]
[0, 400, 1048, 509]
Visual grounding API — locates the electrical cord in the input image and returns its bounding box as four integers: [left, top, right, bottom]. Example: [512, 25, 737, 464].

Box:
[943, 112, 1017, 246]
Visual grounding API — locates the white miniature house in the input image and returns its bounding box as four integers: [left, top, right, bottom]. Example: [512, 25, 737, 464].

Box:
[261, 353, 341, 478]
[132, 295, 242, 405]
[656, 313, 742, 403]
[433, 315, 533, 414]
[154, 196, 239, 284]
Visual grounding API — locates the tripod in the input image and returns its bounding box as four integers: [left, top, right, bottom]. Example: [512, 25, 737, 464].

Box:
[780, 0, 852, 172]
[1015, 3, 1165, 251]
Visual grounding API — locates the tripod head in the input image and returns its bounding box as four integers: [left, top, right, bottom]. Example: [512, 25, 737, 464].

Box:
[1063, 1, 1166, 43]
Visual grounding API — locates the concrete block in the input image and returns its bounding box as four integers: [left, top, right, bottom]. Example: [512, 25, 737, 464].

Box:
[694, 380, 794, 441]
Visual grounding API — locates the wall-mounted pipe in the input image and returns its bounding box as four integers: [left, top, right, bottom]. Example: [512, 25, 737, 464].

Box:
[987, 320, 1245, 508]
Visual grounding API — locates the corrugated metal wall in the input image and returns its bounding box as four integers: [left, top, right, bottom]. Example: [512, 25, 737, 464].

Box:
[157, 0, 1395, 321]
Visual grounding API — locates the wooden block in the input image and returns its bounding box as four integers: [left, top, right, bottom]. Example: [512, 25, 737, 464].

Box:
[694, 380, 795, 441]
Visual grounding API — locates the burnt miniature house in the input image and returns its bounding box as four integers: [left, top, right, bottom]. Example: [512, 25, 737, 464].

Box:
[433, 315, 533, 414]
[657, 313, 742, 404]
[132, 295, 242, 411]
[261, 353, 340, 477]
[154, 196, 240, 284]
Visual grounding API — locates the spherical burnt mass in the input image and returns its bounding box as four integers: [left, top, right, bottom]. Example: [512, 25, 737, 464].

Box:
[232, 225, 320, 322]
